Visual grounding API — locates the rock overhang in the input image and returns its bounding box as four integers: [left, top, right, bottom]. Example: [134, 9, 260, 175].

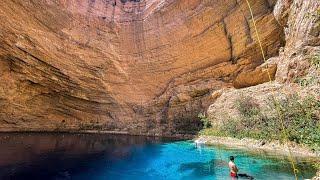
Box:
[0, 0, 284, 135]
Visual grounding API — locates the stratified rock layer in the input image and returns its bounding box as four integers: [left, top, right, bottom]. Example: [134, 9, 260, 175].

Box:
[0, 0, 283, 135]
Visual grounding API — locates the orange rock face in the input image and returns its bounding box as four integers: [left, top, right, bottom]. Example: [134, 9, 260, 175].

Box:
[207, 0, 320, 131]
[0, 0, 283, 135]
[233, 62, 277, 88]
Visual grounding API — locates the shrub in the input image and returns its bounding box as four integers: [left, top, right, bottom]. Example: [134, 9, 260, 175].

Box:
[273, 96, 320, 146]
[313, 160, 320, 170]
[198, 112, 211, 129]
[312, 54, 320, 69]
[200, 95, 320, 148]
[295, 76, 320, 87]
[199, 128, 231, 137]
[235, 96, 260, 118]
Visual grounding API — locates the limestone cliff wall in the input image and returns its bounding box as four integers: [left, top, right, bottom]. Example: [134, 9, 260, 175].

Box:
[0, 0, 284, 135]
[207, 0, 319, 127]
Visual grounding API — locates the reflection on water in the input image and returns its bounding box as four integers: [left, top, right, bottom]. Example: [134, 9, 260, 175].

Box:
[0, 133, 173, 180]
[0, 133, 316, 180]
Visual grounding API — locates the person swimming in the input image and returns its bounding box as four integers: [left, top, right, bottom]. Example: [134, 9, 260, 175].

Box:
[228, 156, 254, 179]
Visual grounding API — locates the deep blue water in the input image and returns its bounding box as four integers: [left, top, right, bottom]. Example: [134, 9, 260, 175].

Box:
[0, 133, 316, 180]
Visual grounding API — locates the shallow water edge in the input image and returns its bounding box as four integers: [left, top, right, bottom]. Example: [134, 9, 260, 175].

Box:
[195, 135, 319, 157]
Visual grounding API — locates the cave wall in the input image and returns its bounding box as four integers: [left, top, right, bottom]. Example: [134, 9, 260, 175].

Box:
[0, 0, 283, 135]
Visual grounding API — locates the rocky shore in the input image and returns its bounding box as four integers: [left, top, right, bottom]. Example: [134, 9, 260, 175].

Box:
[195, 135, 319, 157]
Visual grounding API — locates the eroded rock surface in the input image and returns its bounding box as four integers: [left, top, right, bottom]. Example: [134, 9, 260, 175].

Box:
[0, 0, 283, 135]
[208, 0, 320, 130]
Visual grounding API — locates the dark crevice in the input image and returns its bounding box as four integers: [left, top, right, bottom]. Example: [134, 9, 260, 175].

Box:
[159, 99, 170, 124]
[16, 46, 61, 72]
[222, 19, 235, 64]
[192, 1, 238, 39]
[244, 16, 254, 45]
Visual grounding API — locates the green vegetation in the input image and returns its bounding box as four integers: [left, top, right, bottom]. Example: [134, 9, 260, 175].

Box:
[317, 9, 320, 17]
[311, 157, 320, 177]
[313, 160, 320, 170]
[295, 76, 320, 87]
[198, 112, 211, 129]
[312, 54, 320, 69]
[305, 9, 320, 18]
[292, 54, 320, 110]
[199, 95, 320, 149]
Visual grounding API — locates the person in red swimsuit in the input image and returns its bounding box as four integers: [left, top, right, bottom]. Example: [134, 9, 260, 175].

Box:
[228, 156, 238, 178]
[228, 156, 254, 179]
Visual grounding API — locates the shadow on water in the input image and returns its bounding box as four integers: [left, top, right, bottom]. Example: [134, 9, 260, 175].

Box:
[179, 159, 228, 177]
[0, 133, 175, 180]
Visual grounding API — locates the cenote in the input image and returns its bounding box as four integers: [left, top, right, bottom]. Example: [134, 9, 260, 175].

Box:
[0, 133, 316, 180]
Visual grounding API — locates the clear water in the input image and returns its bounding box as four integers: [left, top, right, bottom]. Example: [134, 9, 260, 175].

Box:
[0, 133, 316, 180]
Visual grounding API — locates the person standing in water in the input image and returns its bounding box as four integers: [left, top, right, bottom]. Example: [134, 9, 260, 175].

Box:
[228, 156, 254, 179]
[229, 156, 239, 178]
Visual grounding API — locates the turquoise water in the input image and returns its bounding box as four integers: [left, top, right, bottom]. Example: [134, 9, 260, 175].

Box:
[73, 142, 316, 180]
[0, 133, 316, 180]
